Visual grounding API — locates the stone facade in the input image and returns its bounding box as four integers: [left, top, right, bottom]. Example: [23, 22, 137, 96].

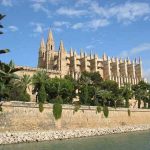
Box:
[37, 30, 143, 87]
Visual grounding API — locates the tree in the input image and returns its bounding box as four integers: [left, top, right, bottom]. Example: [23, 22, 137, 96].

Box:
[0, 14, 22, 101]
[132, 81, 150, 108]
[16, 74, 31, 93]
[45, 78, 74, 103]
[121, 83, 133, 108]
[32, 71, 49, 94]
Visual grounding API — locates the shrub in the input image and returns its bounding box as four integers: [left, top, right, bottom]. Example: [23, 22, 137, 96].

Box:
[128, 109, 131, 117]
[103, 106, 109, 118]
[0, 105, 2, 112]
[96, 105, 101, 114]
[39, 102, 44, 113]
[53, 97, 62, 120]
[20, 92, 30, 102]
[38, 84, 47, 103]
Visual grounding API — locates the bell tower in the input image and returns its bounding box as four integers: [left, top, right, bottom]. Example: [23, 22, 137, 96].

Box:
[45, 30, 55, 70]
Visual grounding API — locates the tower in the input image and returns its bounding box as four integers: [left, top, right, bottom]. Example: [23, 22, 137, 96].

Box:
[45, 30, 55, 70]
[38, 38, 46, 68]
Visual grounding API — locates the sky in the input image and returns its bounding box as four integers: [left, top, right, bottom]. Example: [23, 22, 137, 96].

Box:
[0, 0, 150, 81]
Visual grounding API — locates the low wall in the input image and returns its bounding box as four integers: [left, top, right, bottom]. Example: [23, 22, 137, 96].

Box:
[0, 101, 150, 132]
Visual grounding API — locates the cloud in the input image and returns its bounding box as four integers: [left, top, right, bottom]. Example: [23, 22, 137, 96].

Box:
[56, 7, 87, 17]
[75, 0, 91, 7]
[120, 43, 150, 57]
[86, 45, 94, 49]
[72, 19, 109, 30]
[90, 2, 150, 24]
[30, 22, 46, 33]
[8, 26, 18, 32]
[72, 23, 84, 29]
[53, 21, 70, 28]
[31, 1, 51, 17]
[1, 0, 12, 6]
[88, 19, 110, 29]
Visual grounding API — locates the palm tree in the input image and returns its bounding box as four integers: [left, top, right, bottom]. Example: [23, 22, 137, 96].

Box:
[16, 74, 32, 93]
[32, 71, 49, 94]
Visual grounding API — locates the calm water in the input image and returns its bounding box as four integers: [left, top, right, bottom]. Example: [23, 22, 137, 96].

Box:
[0, 131, 150, 150]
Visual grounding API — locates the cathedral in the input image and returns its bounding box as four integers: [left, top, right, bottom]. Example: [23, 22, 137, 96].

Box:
[37, 30, 143, 87]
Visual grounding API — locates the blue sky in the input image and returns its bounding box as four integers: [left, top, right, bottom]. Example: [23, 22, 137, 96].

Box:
[0, 0, 150, 81]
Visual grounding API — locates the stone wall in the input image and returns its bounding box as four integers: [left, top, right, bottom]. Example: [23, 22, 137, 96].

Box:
[0, 101, 150, 132]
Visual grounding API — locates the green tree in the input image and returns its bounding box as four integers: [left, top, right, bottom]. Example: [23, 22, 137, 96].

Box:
[121, 83, 133, 108]
[32, 71, 49, 93]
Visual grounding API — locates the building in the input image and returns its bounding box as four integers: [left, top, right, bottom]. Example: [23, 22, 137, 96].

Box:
[37, 30, 143, 87]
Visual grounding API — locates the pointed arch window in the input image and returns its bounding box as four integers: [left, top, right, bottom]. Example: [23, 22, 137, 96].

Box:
[51, 45, 53, 50]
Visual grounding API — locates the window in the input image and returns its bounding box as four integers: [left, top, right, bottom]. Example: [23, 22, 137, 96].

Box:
[51, 45, 53, 50]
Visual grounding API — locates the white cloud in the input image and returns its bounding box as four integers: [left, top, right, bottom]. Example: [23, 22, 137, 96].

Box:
[120, 43, 150, 57]
[53, 21, 70, 28]
[88, 19, 110, 29]
[8, 26, 18, 32]
[72, 19, 109, 30]
[57, 7, 87, 16]
[1, 0, 12, 6]
[30, 22, 45, 33]
[31, 0, 47, 2]
[86, 45, 94, 49]
[31, 2, 50, 17]
[72, 23, 84, 29]
[90, 2, 150, 24]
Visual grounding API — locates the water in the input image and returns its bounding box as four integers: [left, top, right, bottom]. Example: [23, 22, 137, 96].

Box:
[0, 131, 150, 150]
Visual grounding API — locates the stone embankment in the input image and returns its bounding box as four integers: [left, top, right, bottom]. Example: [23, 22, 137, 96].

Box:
[0, 124, 150, 145]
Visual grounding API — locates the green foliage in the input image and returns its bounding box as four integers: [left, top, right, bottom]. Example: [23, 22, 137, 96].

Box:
[132, 81, 150, 109]
[128, 109, 131, 117]
[103, 106, 109, 118]
[32, 71, 49, 94]
[45, 78, 74, 104]
[0, 15, 22, 101]
[19, 92, 30, 102]
[96, 105, 101, 113]
[121, 84, 133, 108]
[39, 102, 44, 113]
[53, 100, 62, 120]
[8, 82, 30, 102]
[38, 84, 47, 103]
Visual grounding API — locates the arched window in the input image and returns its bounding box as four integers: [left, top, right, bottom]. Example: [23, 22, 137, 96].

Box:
[51, 45, 53, 50]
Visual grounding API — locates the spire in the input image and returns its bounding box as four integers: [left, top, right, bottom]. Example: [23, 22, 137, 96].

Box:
[40, 38, 46, 50]
[80, 49, 83, 57]
[103, 52, 107, 60]
[47, 29, 54, 42]
[70, 47, 73, 56]
[59, 40, 65, 52]
[139, 57, 142, 64]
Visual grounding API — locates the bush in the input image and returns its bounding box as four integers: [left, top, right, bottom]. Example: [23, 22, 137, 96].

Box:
[53, 97, 62, 120]
[38, 84, 47, 103]
[96, 105, 101, 114]
[128, 109, 131, 117]
[39, 102, 44, 113]
[103, 106, 109, 118]
[20, 92, 30, 102]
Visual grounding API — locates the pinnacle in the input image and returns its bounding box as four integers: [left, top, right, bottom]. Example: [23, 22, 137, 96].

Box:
[47, 29, 54, 42]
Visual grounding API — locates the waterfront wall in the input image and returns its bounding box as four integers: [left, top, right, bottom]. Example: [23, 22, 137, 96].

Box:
[0, 101, 150, 132]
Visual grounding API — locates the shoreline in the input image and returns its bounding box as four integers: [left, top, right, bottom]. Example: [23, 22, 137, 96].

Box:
[0, 124, 150, 145]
